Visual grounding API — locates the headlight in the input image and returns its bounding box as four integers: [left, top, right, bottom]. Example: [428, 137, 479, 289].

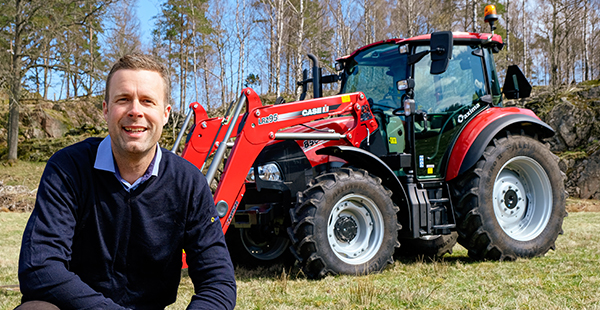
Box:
[245, 163, 283, 182]
[257, 163, 282, 181]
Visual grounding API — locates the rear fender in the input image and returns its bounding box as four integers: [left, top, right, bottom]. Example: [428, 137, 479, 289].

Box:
[446, 107, 555, 181]
[316, 146, 410, 229]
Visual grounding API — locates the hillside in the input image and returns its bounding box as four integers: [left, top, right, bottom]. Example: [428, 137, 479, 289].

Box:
[2, 81, 600, 213]
[0, 95, 184, 162]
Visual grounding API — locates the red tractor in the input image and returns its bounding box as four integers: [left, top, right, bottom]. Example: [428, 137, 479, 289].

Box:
[174, 7, 566, 278]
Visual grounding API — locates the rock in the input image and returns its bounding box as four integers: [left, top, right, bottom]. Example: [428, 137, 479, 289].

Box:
[577, 85, 600, 99]
[24, 127, 47, 139]
[547, 100, 595, 149]
[569, 152, 600, 199]
[42, 114, 68, 138]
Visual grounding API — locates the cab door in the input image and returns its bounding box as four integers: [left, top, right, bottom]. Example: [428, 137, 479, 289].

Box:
[411, 44, 489, 180]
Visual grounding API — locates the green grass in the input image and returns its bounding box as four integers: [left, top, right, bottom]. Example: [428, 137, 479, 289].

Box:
[2, 212, 598, 309]
[0, 161, 46, 189]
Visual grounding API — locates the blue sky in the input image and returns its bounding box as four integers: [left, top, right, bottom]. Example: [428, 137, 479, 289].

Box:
[136, 0, 161, 47]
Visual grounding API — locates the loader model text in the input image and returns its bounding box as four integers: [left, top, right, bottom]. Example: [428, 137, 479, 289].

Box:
[258, 113, 279, 125]
[302, 105, 329, 117]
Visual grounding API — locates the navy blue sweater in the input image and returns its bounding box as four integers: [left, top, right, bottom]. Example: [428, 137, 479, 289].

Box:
[18, 138, 236, 309]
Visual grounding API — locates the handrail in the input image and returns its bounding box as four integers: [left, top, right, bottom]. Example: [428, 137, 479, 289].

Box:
[205, 92, 248, 184]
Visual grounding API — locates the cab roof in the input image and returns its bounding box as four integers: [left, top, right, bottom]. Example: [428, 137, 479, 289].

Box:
[336, 32, 504, 62]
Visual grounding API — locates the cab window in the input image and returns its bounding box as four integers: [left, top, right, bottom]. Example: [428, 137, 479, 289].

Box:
[484, 47, 502, 106]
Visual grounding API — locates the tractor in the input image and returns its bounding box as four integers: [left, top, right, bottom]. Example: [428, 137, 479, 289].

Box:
[174, 5, 566, 278]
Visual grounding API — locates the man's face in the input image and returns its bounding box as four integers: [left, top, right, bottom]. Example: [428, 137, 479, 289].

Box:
[103, 69, 171, 161]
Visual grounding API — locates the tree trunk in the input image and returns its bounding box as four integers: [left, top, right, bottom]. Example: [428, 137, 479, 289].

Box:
[583, 0, 589, 81]
[522, 0, 527, 76]
[295, 0, 305, 99]
[551, 0, 558, 87]
[274, 0, 284, 98]
[43, 42, 50, 100]
[88, 3, 94, 97]
[7, 0, 23, 161]
[506, 0, 510, 63]
[472, 0, 477, 32]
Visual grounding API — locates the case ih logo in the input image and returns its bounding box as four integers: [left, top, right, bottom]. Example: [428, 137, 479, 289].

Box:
[302, 104, 329, 116]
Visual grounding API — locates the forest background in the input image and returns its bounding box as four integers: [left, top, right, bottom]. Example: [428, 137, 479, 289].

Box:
[1, 0, 598, 162]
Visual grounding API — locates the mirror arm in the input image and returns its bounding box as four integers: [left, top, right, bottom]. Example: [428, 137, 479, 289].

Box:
[408, 50, 430, 65]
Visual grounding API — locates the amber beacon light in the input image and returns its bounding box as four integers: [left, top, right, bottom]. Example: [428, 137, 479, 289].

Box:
[484, 4, 499, 33]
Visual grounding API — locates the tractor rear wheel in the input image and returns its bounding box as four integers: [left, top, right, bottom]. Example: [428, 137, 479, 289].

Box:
[451, 133, 566, 260]
[289, 168, 400, 279]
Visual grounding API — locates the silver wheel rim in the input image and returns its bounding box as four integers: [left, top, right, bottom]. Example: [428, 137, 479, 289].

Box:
[492, 156, 552, 241]
[327, 194, 385, 265]
[240, 228, 289, 260]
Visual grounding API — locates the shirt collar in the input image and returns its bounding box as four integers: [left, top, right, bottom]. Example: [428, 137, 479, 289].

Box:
[94, 135, 162, 177]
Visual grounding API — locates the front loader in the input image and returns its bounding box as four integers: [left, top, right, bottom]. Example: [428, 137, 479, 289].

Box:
[174, 5, 566, 278]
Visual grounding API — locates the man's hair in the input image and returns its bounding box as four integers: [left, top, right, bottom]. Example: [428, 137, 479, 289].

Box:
[104, 54, 170, 106]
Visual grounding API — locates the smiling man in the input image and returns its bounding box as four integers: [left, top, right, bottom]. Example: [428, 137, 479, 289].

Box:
[17, 54, 236, 310]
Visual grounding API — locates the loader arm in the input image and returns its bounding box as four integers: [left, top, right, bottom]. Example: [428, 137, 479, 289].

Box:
[182, 88, 378, 232]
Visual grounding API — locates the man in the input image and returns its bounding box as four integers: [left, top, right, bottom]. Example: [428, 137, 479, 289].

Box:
[17, 54, 236, 309]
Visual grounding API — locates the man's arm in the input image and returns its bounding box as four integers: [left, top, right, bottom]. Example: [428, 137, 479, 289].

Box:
[18, 158, 127, 310]
[184, 179, 236, 310]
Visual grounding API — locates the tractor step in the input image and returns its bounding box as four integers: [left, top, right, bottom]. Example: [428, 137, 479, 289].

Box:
[407, 180, 457, 238]
[432, 224, 456, 230]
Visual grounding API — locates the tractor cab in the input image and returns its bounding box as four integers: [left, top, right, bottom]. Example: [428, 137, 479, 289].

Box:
[337, 31, 510, 181]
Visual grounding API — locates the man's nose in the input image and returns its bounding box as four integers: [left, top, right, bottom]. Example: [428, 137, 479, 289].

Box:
[128, 99, 143, 117]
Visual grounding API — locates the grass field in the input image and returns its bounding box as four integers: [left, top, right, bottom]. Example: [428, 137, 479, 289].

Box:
[1, 161, 600, 309]
[1, 211, 599, 310]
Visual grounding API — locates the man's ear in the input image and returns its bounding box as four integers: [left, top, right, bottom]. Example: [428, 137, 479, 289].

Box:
[164, 105, 172, 125]
[102, 101, 108, 121]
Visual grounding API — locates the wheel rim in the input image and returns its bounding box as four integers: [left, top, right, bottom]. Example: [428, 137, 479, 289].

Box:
[492, 156, 552, 241]
[240, 227, 289, 261]
[327, 194, 385, 265]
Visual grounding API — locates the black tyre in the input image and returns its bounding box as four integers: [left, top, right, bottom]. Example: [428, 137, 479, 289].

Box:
[451, 133, 567, 260]
[225, 225, 293, 267]
[288, 168, 400, 279]
[397, 232, 458, 258]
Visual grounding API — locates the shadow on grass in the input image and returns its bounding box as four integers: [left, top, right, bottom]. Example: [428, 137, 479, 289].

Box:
[180, 252, 482, 282]
[181, 262, 303, 281]
[233, 263, 303, 281]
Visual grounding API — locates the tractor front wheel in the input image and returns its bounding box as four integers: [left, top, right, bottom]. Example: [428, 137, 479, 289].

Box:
[451, 133, 566, 260]
[226, 225, 292, 267]
[289, 168, 400, 279]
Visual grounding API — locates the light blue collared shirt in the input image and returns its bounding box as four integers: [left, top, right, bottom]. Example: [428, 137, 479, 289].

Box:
[93, 136, 162, 192]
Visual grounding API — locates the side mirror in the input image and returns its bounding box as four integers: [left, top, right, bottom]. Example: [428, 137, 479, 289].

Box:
[503, 65, 531, 99]
[430, 31, 453, 75]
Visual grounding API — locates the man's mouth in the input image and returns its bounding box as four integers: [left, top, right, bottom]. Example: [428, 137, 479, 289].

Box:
[123, 127, 147, 133]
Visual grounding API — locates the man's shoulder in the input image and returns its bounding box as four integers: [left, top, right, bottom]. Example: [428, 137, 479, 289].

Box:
[50, 137, 103, 164]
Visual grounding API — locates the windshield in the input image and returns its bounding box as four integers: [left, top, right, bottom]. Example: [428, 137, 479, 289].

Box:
[341, 43, 408, 110]
[413, 45, 487, 114]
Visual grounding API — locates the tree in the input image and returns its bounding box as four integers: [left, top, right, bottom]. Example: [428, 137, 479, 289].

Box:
[103, 0, 142, 66]
[1, 0, 112, 161]
[154, 0, 212, 111]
